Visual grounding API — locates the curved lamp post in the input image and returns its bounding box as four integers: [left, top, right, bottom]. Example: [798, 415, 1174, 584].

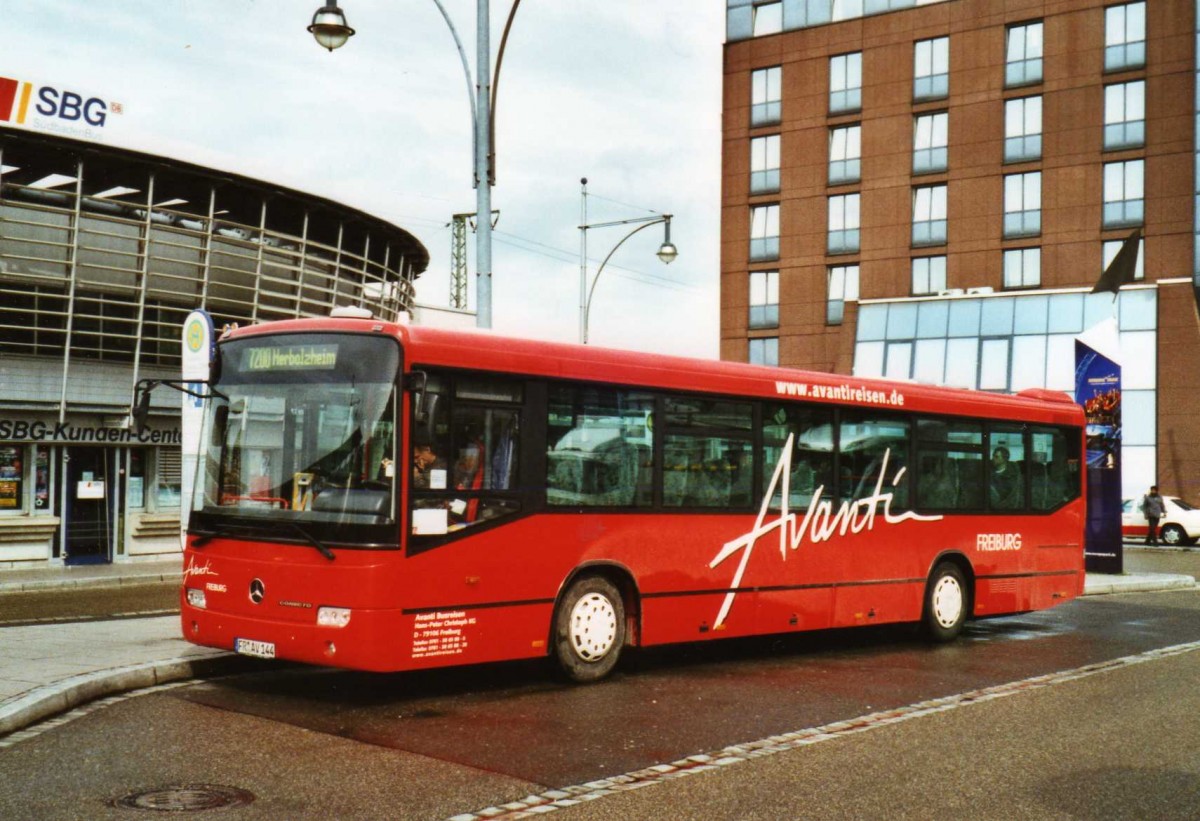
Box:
[308, 1, 523, 330]
[579, 188, 677, 345]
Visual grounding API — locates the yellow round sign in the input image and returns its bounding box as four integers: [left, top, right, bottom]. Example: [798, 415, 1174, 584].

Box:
[185, 318, 204, 353]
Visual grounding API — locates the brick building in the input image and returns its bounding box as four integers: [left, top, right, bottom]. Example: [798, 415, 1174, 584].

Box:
[721, 0, 1200, 500]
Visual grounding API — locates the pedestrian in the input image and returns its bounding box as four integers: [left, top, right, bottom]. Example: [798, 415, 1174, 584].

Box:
[1140, 485, 1166, 546]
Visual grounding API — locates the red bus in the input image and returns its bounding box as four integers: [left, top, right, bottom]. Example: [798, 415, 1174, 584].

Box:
[171, 316, 1085, 682]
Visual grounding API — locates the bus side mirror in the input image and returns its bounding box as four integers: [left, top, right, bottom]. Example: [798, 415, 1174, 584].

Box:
[406, 371, 429, 423]
[211, 405, 229, 448]
[131, 380, 157, 436]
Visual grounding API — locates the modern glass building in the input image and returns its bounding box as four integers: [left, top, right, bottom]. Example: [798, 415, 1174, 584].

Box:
[0, 127, 428, 568]
[722, 0, 1200, 502]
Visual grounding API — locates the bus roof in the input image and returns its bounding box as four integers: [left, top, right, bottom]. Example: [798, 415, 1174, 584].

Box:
[224, 318, 1084, 427]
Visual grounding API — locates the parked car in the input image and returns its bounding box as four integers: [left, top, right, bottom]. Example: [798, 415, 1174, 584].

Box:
[1121, 496, 1200, 546]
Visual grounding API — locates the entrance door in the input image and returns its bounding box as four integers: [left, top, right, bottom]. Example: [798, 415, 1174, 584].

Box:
[64, 447, 115, 564]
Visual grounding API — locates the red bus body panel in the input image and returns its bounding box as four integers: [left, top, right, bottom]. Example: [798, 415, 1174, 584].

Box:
[181, 320, 1086, 673]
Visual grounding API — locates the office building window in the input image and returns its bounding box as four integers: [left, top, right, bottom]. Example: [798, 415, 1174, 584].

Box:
[749, 336, 779, 366]
[913, 185, 948, 246]
[1004, 96, 1042, 163]
[912, 256, 947, 295]
[913, 112, 948, 174]
[829, 125, 862, 185]
[828, 193, 861, 254]
[751, 135, 781, 194]
[752, 1, 783, 36]
[830, 52, 863, 114]
[1003, 247, 1041, 289]
[751, 66, 782, 126]
[1103, 238, 1144, 280]
[749, 270, 780, 329]
[1006, 22, 1044, 87]
[1104, 81, 1145, 150]
[750, 204, 781, 261]
[1103, 160, 1144, 228]
[914, 37, 949, 101]
[828, 264, 860, 325]
[833, 0, 864, 22]
[1105, 2, 1146, 72]
[1003, 172, 1041, 238]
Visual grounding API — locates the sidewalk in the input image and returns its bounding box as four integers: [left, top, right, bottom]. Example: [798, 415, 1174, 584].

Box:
[0, 560, 1195, 738]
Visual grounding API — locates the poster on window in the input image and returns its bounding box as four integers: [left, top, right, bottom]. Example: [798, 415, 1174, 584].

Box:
[0, 446, 21, 509]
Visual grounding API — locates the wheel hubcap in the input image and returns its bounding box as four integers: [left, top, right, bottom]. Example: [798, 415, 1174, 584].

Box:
[932, 575, 963, 629]
[1163, 528, 1181, 545]
[569, 592, 617, 661]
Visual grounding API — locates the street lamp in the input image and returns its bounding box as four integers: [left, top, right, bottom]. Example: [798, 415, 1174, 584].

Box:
[579, 178, 678, 345]
[308, 1, 523, 330]
[307, 4, 355, 51]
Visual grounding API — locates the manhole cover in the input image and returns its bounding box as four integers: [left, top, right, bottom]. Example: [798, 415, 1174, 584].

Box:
[111, 785, 255, 812]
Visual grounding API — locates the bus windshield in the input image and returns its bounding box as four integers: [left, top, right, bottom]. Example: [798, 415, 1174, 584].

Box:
[191, 332, 401, 546]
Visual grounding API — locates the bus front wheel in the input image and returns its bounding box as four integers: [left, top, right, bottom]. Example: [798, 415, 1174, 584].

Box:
[553, 576, 626, 683]
[923, 562, 967, 642]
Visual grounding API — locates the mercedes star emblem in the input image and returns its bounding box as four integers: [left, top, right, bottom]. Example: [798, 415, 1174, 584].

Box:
[249, 578, 265, 604]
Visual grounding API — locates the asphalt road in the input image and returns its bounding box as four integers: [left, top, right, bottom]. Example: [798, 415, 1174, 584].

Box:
[0, 552, 1196, 821]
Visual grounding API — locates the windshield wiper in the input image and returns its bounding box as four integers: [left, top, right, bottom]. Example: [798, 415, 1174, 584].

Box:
[284, 522, 336, 561]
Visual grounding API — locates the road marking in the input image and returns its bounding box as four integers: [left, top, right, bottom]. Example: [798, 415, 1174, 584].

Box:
[447, 639, 1200, 821]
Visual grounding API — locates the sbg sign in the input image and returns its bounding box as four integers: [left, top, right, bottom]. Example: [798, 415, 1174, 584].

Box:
[36, 86, 108, 126]
[0, 76, 118, 130]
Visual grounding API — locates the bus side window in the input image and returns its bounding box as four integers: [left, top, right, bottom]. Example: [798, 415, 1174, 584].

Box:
[1030, 426, 1080, 510]
[662, 396, 753, 509]
[988, 425, 1025, 511]
[546, 385, 654, 507]
[915, 418, 983, 511]
[760, 404, 834, 510]
[840, 413, 910, 508]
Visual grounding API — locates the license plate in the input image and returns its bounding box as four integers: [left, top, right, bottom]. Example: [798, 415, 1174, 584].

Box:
[234, 638, 276, 659]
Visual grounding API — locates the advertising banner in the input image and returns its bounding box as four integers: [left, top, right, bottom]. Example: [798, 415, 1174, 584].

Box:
[1075, 319, 1122, 574]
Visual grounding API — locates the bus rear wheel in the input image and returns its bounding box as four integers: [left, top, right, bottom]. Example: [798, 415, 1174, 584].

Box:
[923, 562, 967, 642]
[553, 576, 626, 683]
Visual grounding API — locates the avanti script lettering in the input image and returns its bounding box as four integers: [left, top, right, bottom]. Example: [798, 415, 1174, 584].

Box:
[708, 433, 942, 628]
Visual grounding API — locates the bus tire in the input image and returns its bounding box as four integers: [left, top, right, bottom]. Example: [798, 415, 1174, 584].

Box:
[923, 561, 967, 642]
[553, 576, 626, 683]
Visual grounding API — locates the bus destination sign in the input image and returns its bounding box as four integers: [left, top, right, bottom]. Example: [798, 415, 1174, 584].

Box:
[243, 344, 338, 372]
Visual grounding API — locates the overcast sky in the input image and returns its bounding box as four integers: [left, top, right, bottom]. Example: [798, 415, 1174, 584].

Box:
[4, 0, 725, 356]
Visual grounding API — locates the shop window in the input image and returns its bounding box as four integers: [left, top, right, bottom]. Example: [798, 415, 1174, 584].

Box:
[0, 445, 25, 512]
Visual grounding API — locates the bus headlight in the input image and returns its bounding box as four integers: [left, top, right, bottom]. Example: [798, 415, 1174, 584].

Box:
[186, 588, 207, 609]
[317, 607, 351, 628]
